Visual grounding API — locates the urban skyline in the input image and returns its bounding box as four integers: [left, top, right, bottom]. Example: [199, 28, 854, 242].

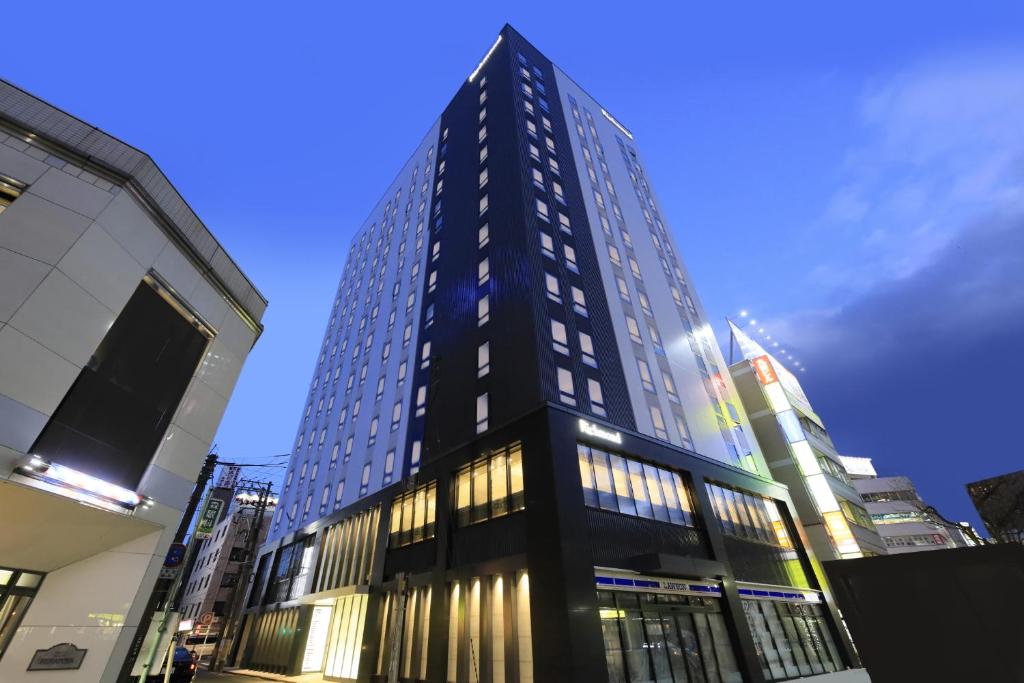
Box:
[6, 5, 1020, 529]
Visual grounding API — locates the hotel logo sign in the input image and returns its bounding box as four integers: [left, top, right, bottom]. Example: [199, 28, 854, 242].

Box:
[579, 419, 623, 445]
[752, 355, 778, 386]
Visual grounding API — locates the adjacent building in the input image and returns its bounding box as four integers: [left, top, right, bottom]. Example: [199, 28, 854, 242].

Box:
[237, 26, 859, 683]
[177, 482, 274, 643]
[841, 456, 974, 553]
[0, 80, 265, 681]
[728, 323, 886, 560]
[966, 469, 1024, 543]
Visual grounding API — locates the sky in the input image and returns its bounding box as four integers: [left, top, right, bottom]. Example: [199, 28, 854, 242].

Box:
[6, 2, 1023, 529]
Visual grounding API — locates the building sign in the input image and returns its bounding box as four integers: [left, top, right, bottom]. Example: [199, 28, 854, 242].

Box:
[301, 605, 333, 672]
[579, 419, 622, 445]
[194, 497, 224, 540]
[27, 643, 87, 671]
[753, 355, 778, 386]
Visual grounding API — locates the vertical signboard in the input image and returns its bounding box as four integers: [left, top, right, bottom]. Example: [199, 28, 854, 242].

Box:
[194, 497, 225, 540]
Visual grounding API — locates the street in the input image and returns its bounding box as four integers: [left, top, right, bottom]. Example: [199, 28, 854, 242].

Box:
[195, 670, 267, 682]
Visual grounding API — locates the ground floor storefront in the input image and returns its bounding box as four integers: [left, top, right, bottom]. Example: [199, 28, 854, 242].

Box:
[234, 406, 858, 683]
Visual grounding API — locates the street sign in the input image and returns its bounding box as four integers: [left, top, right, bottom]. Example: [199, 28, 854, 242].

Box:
[195, 497, 225, 539]
[158, 566, 179, 580]
[164, 543, 187, 568]
[199, 612, 215, 626]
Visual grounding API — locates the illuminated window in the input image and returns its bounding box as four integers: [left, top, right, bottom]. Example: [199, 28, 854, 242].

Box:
[663, 372, 680, 403]
[476, 393, 488, 433]
[477, 342, 490, 378]
[0, 178, 24, 215]
[626, 316, 642, 344]
[344, 436, 353, 462]
[588, 379, 606, 417]
[564, 244, 578, 272]
[478, 294, 490, 326]
[540, 232, 555, 259]
[531, 167, 544, 189]
[479, 194, 489, 216]
[480, 146, 488, 163]
[545, 273, 561, 303]
[368, 417, 379, 446]
[479, 167, 488, 188]
[558, 212, 571, 234]
[415, 385, 427, 417]
[557, 368, 575, 406]
[526, 119, 538, 137]
[478, 224, 489, 248]
[608, 244, 622, 265]
[536, 198, 549, 221]
[478, 257, 490, 285]
[391, 401, 402, 431]
[455, 443, 525, 526]
[359, 463, 371, 496]
[389, 482, 437, 547]
[551, 320, 569, 355]
[577, 443, 695, 526]
[650, 406, 668, 440]
[478, 125, 487, 143]
[529, 143, 540, 162]
[572, 287, 587, 316]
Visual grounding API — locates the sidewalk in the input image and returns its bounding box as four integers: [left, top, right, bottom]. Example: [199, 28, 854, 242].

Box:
[215, 668, 328, 682]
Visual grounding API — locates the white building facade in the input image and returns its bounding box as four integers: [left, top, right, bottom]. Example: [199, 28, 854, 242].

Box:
[0, 79, 265, 681]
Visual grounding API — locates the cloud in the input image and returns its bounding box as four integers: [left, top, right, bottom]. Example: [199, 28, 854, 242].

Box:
[806, 52, 1024, 299]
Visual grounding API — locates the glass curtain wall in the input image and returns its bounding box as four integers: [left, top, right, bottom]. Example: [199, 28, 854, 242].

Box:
[741, 599, 843, 681]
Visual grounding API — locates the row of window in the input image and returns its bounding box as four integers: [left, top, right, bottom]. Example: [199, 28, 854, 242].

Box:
[389, 482, 438, 548]
[705, 483, 793, 549]
[578, 444, 696, 527]
[454, 443, 526, 526]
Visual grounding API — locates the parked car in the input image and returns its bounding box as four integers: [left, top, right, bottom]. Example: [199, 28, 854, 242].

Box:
[146, 647, 196, 683]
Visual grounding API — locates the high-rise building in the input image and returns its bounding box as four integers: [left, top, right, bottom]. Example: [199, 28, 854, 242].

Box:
[966, 469, 1024, 544]
[842, 456, 976, 552]
[0, 80, 265, 681]
[727, 322, 887, 560]
[240, 26, 859, 683]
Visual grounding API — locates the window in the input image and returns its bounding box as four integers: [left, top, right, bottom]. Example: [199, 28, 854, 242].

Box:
[551, 320, 569, 355]
[478, 295, 490, 326]
[479, 194, 489, 216]
[391, 401, 402, 431]
[540, 232, 555, 259]
[705, 483, 795, 550]
[383, 450, 395, 484]
[310, 461, 319, 481]
[544, 273, 561, 303]
[479, 167, 489, 188]
[617, 277, 631, 301]
[588, 379, 606, 417]
[549, 157, 560, 175]
[478, 257, 490, 285]
[416, 385, 427, 417]
[420, 341, 431, 369]
[663, 372, 680, 402]
[608, 244, 622, 266]
[626, 316, 642, 344]
[552, 180, 565, 203]
[526, 119, 538, 137]
[330, 443, 340, 469]
[476, 393, 488, 433]
[579, 332, 596, 367]
[545, 136, 555, 153]
[572, 287, 588, 316]
[0, 566, 45, 659]
[425, 305, 434, 329]
[529, 143, 541, 162]
[0, 177, 24, 215]
[303, 494, 312, 518]
[564, 244, 578, 272]
[368, 417, 379, 446]
[558, 212, 571, 234]
[360, 463, 371, 496]
[577, 444, 695, 526]
[480, 145, 489, 163]
[650, 405, 668, 440]
[535, 198, 549, 221]
[320, 484, 330, 514]
[531, 167, 544, 189]
[389, 482, 437, 547]
[30, 280, 210, 490]
[478, 224, 489, 248]
[455, 443, 525, 526]
[557, 368, 575, 406]
[478, 124, 487, 143]
[334, 480, 345, 510]
[524, 99, 534, 115]
[478, 342, 490, 378]
[344, 436, 354, 462]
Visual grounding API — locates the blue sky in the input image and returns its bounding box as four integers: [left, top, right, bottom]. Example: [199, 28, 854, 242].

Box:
[7, 2, 1023, 528]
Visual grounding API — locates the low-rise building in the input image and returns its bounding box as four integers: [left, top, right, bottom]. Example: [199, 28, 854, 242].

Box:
[841, 456, 974, 553]
[0, 79, 265, 681]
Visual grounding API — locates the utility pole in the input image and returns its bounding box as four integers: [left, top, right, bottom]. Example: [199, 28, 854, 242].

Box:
[209, 477, 274, 672]
[117, 453, 218, 682]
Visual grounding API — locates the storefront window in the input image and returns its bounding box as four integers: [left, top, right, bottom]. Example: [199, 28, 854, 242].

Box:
[0, 567, 44, 660]
[742, 599, 843, 681]
[597, 588, 741, 683]
[389, 482, 437, 548]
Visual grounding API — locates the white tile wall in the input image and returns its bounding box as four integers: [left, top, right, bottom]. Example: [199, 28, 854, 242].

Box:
[151, 425, 213, 482]
[0, 192, 92, 264]
[0, 246, 50, 322]
[172, 380, 230, 446]
[153, 242, 201, 300]
[29, 167, 114, 219]
[56, 223, 145, 313]
[0, 325, 80, 415]
[8, 269, 116, 367]
[94, 191, 169, 269]
[193, 340, 245, 401]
